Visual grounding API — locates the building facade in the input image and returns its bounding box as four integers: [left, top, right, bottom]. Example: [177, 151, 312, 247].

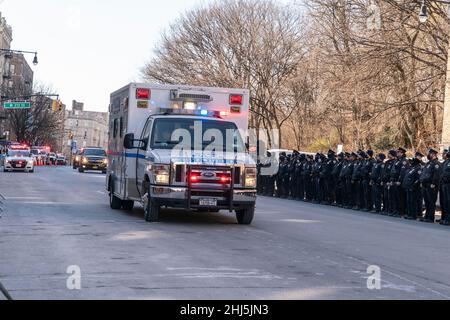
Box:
[0, 12, 13, 142]
[62, 100, 109, 159]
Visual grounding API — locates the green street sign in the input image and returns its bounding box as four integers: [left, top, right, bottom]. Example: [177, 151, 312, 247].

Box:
[3, 102, 31, 109]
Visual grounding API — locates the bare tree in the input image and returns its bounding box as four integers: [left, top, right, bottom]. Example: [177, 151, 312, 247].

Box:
[5, 83, 63, 148]
[142, 0, 307, 147]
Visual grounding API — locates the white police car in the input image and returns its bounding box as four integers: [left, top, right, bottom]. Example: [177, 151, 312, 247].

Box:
[4, 146, 35, 173]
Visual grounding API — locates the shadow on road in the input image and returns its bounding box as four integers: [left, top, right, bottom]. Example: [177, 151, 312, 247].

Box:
[123, 207, 239, 226]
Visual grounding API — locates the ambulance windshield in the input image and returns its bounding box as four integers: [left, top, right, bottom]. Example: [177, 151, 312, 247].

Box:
[150, 118, 246, 153]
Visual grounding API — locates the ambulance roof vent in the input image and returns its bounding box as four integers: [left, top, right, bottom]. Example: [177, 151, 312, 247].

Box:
[170, 89, 213, 102]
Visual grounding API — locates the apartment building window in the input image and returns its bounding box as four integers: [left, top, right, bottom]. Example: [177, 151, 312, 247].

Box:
[10, 64, 15, 75]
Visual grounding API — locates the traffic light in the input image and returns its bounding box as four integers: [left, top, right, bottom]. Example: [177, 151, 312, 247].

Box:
[52, 100, 63, 112]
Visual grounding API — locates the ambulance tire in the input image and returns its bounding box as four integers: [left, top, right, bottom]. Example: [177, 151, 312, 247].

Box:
[109, 189, 123, 210]
[144, 200, 160, 223]
[122, 200, 134, 211]
[236, 207, 255, 225]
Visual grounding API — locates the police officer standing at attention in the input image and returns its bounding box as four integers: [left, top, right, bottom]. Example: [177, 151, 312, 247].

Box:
[339, 153, 351, 208]
[389, 148, 409, 218]
[361, 150, 375, 211]
[382, 150, 397, 215]
[403, 156, 422, 220]
[303, 155, 314, 202]
[370, 153, 386, 213]
[295, 154, 306, 201]
[419, 149, 441, 223]
[322, 150, 336, 205]
[332, 152, 345, 207]
[288, 152, 298, 199]
[439, 149, 450, 226]
[345, 153, 357, 209]
[351, 151, 364, 210]
[438, 149, 449, 224]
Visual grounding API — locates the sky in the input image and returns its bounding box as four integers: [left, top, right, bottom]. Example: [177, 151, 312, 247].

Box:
[0, 0, 214, 112]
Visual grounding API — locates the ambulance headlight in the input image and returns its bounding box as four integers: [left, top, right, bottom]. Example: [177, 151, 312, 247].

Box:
[153, 164, 170, 185]
[244, 168, 257, 188]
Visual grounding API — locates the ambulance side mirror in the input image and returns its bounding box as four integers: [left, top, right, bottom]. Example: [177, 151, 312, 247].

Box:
[124, 133, 136, 149]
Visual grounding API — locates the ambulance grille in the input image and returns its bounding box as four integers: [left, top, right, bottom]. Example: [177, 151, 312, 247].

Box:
[178, 93, 212, 101]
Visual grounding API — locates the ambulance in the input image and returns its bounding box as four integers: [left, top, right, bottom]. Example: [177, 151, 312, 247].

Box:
[106, 83, 257, 224]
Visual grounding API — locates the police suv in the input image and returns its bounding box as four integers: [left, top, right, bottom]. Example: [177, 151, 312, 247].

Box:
[106, 83, 257, 224]
[4, 145, 35, 173]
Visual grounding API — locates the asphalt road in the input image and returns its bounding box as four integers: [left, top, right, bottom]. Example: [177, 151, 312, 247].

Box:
[0, 166, 449, 300]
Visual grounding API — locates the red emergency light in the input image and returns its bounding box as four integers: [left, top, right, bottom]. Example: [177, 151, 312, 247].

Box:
[229, 94, 243, 106]
[136, 88, 151, 100]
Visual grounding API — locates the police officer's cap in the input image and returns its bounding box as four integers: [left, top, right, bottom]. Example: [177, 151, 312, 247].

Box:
[338, 152, 345, 159]
[415, 152, 424, 158]
[378, 153, 386, 161]
[428, 148, 438, 155]
[388, 150, 397, 157]
[397, 147, 407, 153]
[367, 150, 374, 157]
[351, 152, 358, 158]
[328, 149, 335, 155]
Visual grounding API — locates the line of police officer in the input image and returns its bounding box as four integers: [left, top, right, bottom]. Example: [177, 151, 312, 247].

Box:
[257, 147, 450, 225]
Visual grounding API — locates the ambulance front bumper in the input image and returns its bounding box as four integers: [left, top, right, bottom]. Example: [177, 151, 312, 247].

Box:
[149, 186, 257, 210]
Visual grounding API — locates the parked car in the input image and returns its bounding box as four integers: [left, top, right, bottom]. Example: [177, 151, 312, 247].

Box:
[56, 154, 67, 165]
[47, 152, 57, 165]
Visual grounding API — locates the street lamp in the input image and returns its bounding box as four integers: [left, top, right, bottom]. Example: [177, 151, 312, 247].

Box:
[419, 0, 429, 23]
[418, 0, 450, 24]
[0, 49, 38, 66]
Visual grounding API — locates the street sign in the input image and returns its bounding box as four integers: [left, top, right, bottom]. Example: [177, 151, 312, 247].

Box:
[3, 102, 31, 109]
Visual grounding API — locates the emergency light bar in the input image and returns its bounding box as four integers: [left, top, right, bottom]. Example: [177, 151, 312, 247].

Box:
[158, 108, 227, 119]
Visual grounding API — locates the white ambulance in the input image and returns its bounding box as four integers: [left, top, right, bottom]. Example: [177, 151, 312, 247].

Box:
[106, 83, 257, 224]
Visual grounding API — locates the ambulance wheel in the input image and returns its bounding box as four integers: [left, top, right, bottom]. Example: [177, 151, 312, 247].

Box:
[144, 200, 160, 223]
[122, 200, 134, 211]
[236, 207, 255, 225]
[109, 190, 122, 210]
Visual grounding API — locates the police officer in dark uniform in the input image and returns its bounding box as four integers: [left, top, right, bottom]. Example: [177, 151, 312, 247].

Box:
[389, 148, 409, 218]
[280, 154, 290, 198]
[321, 150, 336, 205]
[295, 154, 306, 200]
[344, 153, 357, 209]
[303, 155, 314, 202]
[403, 157, 422, 220]
[439, 149, 450, 226]
[351, 152, 364, 210]
[438, 149, 449, 224]
[288, 152, 298, 199]
[414, 152, 425, 219]
[276, 154, 286, 198]
[361, 150, 375, 211]
[332, 152, 345, 207]
[419, 149, 441, 223]
[315, 154, 327, 204]
[370, 153, 386, 213]
[339, 153, 351, 208]
[311, 154, 321, 203]
[382, 150, 397, 215]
